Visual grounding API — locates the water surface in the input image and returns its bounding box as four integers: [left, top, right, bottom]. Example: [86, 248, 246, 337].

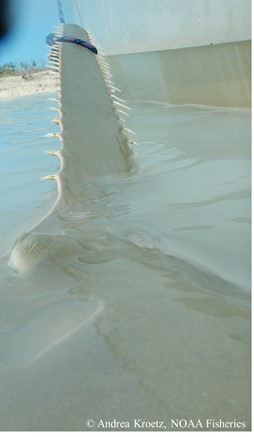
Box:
[0, 94, 59, 254]
[0, 96, 251, 430]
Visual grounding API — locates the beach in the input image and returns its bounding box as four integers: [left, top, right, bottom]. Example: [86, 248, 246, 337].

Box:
[0, 69, 57, 99]
[0, 24, 251, 431]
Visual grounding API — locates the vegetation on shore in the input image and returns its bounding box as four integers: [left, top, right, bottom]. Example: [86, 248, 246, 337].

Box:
[0, 59, 48, 77]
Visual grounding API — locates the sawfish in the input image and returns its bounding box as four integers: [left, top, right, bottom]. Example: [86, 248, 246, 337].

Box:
[1, 23, 135, 367]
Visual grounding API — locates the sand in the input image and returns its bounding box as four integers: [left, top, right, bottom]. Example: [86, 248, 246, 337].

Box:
[0, 69, 57, 98]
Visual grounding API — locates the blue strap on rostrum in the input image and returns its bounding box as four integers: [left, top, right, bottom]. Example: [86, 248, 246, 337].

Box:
[47, 1, 98, 55]
[46, 33, 98, 55]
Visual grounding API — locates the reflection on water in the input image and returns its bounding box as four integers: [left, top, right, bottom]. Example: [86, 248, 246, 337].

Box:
[0, 98, 251, 430]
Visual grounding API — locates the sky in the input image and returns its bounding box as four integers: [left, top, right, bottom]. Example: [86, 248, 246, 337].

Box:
[0, 0, 74, 67]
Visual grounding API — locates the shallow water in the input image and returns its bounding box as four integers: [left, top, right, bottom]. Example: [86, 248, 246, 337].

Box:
[0, 94, 59, 255]
[0, 95, 251, 430]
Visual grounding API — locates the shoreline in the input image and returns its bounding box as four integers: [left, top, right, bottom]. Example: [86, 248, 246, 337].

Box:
[0, 69, 57, 98]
